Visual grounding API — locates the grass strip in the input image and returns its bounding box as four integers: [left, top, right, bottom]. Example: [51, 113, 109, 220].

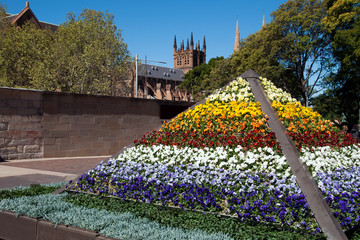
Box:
[0, 182, 66, 200]
[64, 192, 327, 240]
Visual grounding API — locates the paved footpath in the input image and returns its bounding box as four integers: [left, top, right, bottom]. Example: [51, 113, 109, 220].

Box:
[0, 156, 110, 189]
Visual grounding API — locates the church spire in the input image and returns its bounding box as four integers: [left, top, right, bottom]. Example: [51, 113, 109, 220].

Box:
[262, 14, 265, 28]
[190, 32, 194, 50]
[234, 19, 241, 52]
[203, 36, 206, 53]
[174, 35, 177, 51]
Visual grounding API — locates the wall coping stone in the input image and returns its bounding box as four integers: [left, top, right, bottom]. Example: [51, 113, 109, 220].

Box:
[0, 211, 121, 240]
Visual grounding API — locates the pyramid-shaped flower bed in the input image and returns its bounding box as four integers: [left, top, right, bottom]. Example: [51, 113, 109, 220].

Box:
[68, 75, 360, 233]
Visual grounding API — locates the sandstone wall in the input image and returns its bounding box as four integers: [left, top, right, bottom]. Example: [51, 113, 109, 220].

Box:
[0, 88, 192, 160]
[0, 88, 43, 160]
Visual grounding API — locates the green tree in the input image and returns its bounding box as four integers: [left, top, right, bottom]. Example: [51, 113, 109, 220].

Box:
[34, 9, 130, 95]
[231, 28, 302, 100]
[182, 0, 331, 105]
[180, 57, 225, 101]
[203, 57, 235, 92]
[268, 0, 332, 107]
[181, 0, 327, 104]
[0, 2, 9, 31]
[322, 0, 359, 32]
[322, 0, 360, 129]
[0, 22, 54, 88]
[0, 7, 130, 96]
[310, 90, 342, 123]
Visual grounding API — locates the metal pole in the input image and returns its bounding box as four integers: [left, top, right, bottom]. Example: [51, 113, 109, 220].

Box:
[134, 55, 166, 99]
[135, 54, 138, 98]
[144, 55, 148, 98]
[241, 69, 348, 240]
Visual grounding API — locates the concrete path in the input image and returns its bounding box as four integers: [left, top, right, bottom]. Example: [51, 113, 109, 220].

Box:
[0, 156, 110, 189]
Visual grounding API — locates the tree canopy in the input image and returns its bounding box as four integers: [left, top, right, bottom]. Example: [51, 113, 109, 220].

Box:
[268, 0, 332, 107]
[181, 0, 329, 107]
[231, 27, 302, 100]
[0, 2, 8, 31]
[320, 0, 360, 129]
[0, 22, 53, 89]
[0, 7, 131, 96]
[180, 57, 226, 101]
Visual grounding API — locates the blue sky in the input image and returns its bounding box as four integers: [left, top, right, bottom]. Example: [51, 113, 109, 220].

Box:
[4, 0, 288, 68]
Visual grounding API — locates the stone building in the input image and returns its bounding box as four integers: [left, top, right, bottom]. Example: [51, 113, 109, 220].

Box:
[173, 33, 206, 74]
[134, 63, 190, 101]
[130, 33, 208, 101]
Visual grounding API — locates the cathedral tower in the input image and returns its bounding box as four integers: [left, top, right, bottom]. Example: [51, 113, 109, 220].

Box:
[173, 33, 206, 73]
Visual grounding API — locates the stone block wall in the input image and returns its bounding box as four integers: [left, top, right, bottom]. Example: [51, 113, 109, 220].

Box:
[0, 88, 192, 160]
[0, 88, 43, 160]
[41, 93, 168, 158]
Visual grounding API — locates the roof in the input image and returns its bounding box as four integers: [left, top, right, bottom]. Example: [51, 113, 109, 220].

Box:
[10, 2, 42, 29]
[5, 2, 58, 32]
[137, 64, 185, 82]
[4, 14, 17, 21]
[39, 21, 58, 32]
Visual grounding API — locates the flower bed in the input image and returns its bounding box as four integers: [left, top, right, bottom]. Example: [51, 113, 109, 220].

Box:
[68, 76, 360, 234]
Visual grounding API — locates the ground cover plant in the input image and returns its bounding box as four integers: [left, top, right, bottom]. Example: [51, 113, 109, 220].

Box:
[68, 75, 360, 237]
[0, 183, 326, 239]
[0, 182, 66, 200]
[0, 192, 233, 240]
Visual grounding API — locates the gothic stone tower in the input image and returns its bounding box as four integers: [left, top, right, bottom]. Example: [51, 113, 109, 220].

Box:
[173, 33, 206, 74]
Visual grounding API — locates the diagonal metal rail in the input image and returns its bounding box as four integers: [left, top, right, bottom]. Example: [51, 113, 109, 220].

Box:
[241, 69, 347, 240]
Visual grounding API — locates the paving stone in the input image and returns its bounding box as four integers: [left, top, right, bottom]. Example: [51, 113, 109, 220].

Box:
[0, 156, 109, 188]
[0, 174, 65, 189]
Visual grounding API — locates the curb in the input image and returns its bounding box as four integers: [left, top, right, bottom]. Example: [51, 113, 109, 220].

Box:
[0, 211, 119, 240]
